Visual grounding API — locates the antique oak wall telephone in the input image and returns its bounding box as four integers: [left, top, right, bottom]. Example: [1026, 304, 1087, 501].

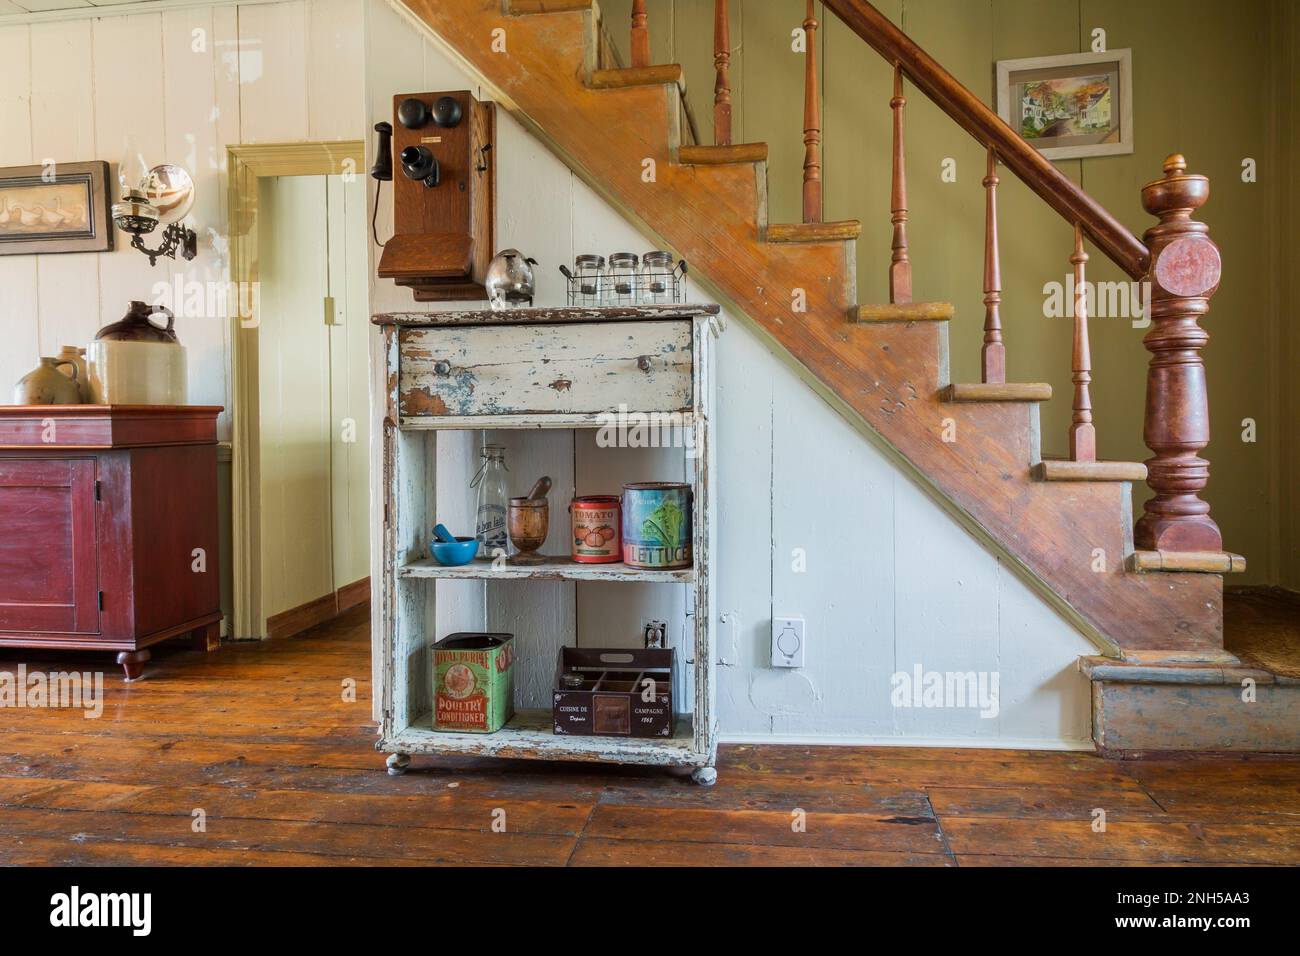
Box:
[373, 90, 495, 301]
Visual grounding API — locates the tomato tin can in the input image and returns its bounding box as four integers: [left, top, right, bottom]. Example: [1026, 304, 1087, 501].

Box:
[570, 495, 621, 563]
[622, 483, 692, 570]
[433, 632, 515, 733]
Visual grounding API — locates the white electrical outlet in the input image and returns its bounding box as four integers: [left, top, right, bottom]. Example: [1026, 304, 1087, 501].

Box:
[771, 617, 805, 668]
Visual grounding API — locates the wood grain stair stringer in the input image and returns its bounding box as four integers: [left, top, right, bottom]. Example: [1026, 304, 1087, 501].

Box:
[398, 0, 1224, 658]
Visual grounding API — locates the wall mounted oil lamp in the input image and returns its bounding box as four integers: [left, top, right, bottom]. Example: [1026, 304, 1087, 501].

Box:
[112, 164, 198, 267]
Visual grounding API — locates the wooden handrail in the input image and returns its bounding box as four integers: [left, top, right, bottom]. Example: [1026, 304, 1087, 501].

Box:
[822, 0, 1148, 280]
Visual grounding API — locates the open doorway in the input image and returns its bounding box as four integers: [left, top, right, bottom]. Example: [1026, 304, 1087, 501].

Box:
[227, 142, 369, 640]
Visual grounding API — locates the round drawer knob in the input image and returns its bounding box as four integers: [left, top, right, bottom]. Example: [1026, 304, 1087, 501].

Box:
[637, 355, 653, 372]
[434, 360, 451, 376]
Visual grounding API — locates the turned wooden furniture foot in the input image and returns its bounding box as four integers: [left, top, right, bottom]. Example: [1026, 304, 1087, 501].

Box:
[386, 753, 411, 776]
[192, 620, 221, 652]
[117, 649, 151, 681]
[690, 766, 717, 787]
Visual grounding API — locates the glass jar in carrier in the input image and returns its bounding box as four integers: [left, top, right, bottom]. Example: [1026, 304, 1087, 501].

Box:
[639, 251, 677, 304]
[605, 252, 639, 307]
[574, 255, 606, 307]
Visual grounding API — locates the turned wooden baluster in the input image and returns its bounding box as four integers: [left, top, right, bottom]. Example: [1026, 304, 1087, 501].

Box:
[889, 64, 911, 303]
[1135, 154, 1223, 552]
[631, 0, 650, 69]
[981, 148, 1003, 383]
[801, 0, 822, 223]
[1069, 223, 1096, 462]
[713, 0, 732, 146]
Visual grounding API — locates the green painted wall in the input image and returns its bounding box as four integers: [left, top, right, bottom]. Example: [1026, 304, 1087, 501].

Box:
[604, 0, 1295, 587]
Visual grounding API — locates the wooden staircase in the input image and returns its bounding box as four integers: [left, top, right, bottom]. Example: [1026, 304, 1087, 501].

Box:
[401, 0, 1242, 661]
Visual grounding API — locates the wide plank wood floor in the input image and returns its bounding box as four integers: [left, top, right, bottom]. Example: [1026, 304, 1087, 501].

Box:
[1, 604, 1297, 867]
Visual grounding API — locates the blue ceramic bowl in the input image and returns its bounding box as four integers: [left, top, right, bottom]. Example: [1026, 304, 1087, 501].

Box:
[431, 537, 479, 566]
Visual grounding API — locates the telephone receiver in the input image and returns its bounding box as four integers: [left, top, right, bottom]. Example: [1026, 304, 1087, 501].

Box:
[370, 122, 393, 181]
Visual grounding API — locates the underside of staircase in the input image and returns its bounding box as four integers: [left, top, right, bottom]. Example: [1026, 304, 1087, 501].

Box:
[403, 0, 1227, 661]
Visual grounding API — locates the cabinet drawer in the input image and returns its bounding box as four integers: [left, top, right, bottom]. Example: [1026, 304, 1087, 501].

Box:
[398, 321, 693, 418]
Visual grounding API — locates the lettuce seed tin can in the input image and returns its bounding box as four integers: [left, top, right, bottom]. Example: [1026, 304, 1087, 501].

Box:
[570, 495, 621, 563]
[621, 483, 692, 570]
[433, 632, 515, 733]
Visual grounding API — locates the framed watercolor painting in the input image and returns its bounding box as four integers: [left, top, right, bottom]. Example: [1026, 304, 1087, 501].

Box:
[996, 50, 1132, 160]
[0, 160, 114, 255]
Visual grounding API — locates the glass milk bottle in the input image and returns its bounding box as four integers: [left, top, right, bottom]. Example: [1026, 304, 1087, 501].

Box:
[471, 444, 509, 558]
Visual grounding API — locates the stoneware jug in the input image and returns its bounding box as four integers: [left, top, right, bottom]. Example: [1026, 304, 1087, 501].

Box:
[87, 301, 187, 405]
[13, 357, 83, 405]
[55, 345, 92, 402]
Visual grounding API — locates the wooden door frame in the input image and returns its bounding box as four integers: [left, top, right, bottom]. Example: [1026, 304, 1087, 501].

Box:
[227, 140, 365, 639]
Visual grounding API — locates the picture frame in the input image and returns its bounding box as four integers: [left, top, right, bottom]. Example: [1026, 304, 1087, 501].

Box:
[996, 50, 1132, 161]
[0, 160, 114, 255]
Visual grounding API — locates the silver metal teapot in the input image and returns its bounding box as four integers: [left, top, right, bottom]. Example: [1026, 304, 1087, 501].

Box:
[485, 249, 538, 310]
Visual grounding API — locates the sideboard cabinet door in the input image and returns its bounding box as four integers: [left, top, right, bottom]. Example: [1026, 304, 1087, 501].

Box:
[0, 459, 100, 634]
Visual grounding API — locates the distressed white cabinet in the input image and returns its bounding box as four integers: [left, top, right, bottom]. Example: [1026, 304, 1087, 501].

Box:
[371, 306, 721, 784]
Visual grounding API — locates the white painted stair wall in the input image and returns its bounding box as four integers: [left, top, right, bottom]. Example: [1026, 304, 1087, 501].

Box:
[366, 0, 1095, 749]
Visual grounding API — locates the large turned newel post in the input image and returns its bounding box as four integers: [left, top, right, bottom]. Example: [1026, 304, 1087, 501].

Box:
[1135, 154, 1224, 552]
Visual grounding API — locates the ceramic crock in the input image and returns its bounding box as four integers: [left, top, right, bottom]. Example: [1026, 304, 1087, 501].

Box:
[86, 301, 187, 405]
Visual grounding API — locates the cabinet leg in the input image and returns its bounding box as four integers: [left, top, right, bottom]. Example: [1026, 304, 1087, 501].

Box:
[192, 621, 221, 652]
[690, 766, 717, 787]
[386, 753, 411, 776]
[116, 649, 151, 682]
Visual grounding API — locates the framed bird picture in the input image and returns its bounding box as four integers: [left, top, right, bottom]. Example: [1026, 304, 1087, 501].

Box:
[0, 160, 114, 255]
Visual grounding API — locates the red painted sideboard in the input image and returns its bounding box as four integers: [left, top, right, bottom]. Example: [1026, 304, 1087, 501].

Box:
[0, 405, 223, 679]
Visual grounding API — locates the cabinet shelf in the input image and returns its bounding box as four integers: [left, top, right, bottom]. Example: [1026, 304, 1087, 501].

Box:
[380, 710, 705, 766]
[400, 555, 695, 583]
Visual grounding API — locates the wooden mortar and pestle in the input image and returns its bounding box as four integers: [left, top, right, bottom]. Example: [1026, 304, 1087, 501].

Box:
[508, 476, 551, 565]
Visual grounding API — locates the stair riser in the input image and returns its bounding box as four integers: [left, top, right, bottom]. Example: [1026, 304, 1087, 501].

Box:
[1093, 680, 1300, 754]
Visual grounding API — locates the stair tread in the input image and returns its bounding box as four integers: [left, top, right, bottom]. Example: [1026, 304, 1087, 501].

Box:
[1034, 459, 1147, 482]
[1129, 550, 1248, 574]
[853, 302, 953, 323]
[767, 220, 861, 243]
[943, 382, 1052, 402]
[590, 65, 683, 91]
[679, 143, 768, 165]
[508, 0, 592, 12]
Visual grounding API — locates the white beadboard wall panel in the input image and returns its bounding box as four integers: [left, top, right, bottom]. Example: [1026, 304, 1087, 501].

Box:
[713, 317, 775, 738]
[0, 26, 33, 166]
[235, 1, 308, 143]
[767, 359, 898, 738]
[494, 108, 572, 309]
[0, 25, 38, 397]
[307, 0, 366, 142]
[30, 18, 98, 355]
[161, 4, 229, 414]
[92, 14, 167, 331]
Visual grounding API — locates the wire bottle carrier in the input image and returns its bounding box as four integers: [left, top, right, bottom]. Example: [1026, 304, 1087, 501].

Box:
[560, 253, 688, 307]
